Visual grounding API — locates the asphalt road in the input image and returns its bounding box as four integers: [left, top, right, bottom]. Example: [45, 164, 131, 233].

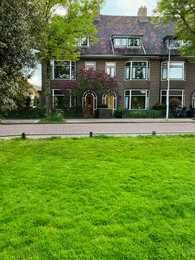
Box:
[0, 119, 195, 138]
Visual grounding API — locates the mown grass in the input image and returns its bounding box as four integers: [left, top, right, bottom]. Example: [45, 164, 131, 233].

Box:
[0, 135, 195, 259]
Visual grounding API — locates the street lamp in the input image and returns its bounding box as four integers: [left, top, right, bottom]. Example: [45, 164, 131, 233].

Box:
[165, 46, 171, 120]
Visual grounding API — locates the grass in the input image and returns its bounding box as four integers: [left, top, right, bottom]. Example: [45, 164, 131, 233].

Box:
[0, 135, 195, 259]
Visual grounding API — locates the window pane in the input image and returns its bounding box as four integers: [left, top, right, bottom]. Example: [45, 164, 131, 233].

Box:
[125, 67, 130, 80]
[170, 67, 183, 79]
[85, 62, 96, 70]
[115, 39, 121, 46]
[121, 38, 127, 46]
[132, 62, 146, 79]
[131, 96, 145, 109]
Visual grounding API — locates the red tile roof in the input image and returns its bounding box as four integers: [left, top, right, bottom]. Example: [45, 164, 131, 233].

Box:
[81, 15, 180, 57]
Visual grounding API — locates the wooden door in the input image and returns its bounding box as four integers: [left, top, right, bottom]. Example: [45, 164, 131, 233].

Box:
[86, 94, 94, 117]
[106, 94, 114, 109]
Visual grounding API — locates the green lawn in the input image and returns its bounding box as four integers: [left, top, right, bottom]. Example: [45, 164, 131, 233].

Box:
[0, 136, 195, 259]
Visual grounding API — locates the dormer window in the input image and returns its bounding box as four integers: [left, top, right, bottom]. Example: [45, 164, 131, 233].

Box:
[112, 35, 142, 48]
[128, 38, 140, 47]
[163, 35, 183, 49]
[75, 37, 90, 47]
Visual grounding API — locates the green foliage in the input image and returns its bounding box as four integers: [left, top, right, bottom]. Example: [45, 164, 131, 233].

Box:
[0, 0, 43, 112]
[2, 107, 46, 119]
[152, 103, 166, 110]
[114, 106, 123, 118]
[40, 109, 65, 122]
[154, 0, 195, 57]
[0, 136, 194, 259]
[64, 107, 83, 118]
[40, 0, 105, 117]
[128, 110, 165, 118]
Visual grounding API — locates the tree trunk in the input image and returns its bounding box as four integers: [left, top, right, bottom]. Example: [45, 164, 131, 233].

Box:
[42, 60, 52, 118]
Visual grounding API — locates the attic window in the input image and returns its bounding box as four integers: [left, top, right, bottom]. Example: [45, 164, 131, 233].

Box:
[75, 37, 90, 47]
[112, 36, 141, 48]
[163, 36, 183, 49]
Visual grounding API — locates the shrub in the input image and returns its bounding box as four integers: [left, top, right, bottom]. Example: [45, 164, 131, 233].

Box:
[64, 107, 83, 118]
[152, 103, 166, 110]
[128, 110, 165, 118]
[2, 107, 46, 119]
[114, 107, 123, 118]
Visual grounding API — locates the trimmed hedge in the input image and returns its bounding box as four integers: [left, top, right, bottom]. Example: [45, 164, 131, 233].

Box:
[128, 110, 165, 118]
[2, 107, 46, 119]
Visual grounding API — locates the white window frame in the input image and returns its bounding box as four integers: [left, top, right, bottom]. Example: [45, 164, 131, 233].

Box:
[160, 89, 185, 107]
[161, 61, 185, 80]
[125, 61, 150, 80]
[51, 60, 76, 80]
[113, 37, 141, 48]
[75, 37, 90, 47]
[193, 93, 195, 108]
[85, 61, 96, 70]
[124, 90, 150, 110]
[166, 39, 183, 49]
[105, 62, 116, 77]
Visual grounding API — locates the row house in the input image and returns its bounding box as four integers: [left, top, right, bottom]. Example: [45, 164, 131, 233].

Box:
[41, 6, 195, 117]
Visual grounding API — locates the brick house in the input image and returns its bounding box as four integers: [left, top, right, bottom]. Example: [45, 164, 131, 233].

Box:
[41, 6, 195, 117]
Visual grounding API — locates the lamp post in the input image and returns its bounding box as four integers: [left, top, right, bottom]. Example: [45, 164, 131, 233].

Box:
[165, 46, 171, 121]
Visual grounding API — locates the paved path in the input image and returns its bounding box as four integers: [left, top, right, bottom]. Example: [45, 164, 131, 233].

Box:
[0, 119, 194, 138]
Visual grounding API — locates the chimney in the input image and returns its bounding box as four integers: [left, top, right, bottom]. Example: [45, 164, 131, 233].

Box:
[137, 6, 148, 21]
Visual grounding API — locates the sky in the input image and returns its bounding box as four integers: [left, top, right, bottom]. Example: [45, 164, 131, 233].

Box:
[29, 0, 159, 87]
[101, 0, 158, 16]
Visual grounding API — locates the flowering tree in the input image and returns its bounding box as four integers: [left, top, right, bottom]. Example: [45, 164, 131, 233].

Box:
[62, 67, 119, 96]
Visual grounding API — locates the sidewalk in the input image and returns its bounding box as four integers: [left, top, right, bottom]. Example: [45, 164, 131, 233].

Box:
[1, 118, 194, 124]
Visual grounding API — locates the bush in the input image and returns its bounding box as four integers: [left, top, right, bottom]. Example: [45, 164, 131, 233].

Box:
[2, 107, 46, 119]
[128, 110, 165, 118]
[64, 107, 83, 118]
[114, 107, 123, 118]
[152, 103, 166, 110]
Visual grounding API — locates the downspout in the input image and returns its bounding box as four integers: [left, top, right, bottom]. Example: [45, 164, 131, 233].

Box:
[110, 36, 115, 54]
[141, 42, 146, 54]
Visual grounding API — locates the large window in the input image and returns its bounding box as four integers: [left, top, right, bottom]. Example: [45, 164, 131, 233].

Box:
[161, 62, 185, 80]
[51, 61, 76, 80]
[125, 61, 150, 80]
[52, 89, 77, 109]
[105, 62, 116, 77]
[125, 90, 149, 110]
[160, 90, 185, 107]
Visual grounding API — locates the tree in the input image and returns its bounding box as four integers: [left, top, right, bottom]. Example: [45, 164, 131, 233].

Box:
[0, 0, 43, 112]
[38, 0, 105, 117]
[154, 0, 195, 57]
[62, 67, 119, 96]
[0, 0, 104, 115]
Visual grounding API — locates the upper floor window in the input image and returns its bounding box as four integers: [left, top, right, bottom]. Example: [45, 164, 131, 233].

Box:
[85, 61, 96, 70]
[112, 36, 141, 48]
[163, 36, 183, 50]
[75, 37, 90, 47]
[125, 61, 150, 80]
[105, 62, 116, 77]
[51, 61, 76, 80]
[161, 62, 185, 80]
